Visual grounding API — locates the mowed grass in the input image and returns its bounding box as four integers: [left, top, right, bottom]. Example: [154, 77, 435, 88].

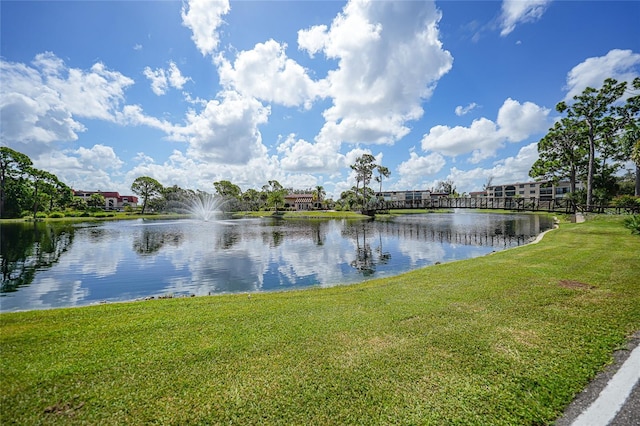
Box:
[1, 216, 639, 425]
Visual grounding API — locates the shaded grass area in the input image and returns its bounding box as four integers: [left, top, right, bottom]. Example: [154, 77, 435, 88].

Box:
[1, 217, 639, 424]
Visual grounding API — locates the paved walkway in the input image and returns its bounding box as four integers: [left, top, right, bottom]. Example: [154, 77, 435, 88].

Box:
[556, 331, 640, 426]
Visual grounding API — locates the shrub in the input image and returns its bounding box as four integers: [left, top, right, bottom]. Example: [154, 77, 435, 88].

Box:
[612, 195, 640, 208]
[48, 211, 65, 218]
[93, 213, 115, 218]
[623, 215, 640, 235]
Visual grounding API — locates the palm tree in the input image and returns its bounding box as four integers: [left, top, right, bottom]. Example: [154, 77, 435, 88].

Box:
[375, 165, 390, 196]
[631, 140, 640, 196]
[312, 185, 325, 209]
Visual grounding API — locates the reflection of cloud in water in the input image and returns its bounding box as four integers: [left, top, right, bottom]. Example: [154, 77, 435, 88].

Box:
[396, 238, 447, 265]
[2, 214, 555, 311]
[2, 278, 88, 311]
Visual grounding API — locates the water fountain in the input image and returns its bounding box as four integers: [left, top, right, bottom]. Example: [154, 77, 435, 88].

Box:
[167, 192, 228, 221]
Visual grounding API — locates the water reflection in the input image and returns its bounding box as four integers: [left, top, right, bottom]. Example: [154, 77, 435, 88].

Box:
[0, 213, 554, 311]
[1, 222, 75, 293]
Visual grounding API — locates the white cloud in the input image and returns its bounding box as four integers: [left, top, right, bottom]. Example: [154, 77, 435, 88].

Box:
[448, 142, 540, 193]
[421, 98, 550, 163]
[297, 24, 329, 58]
[181, 0, 230, 57]
[118, 105, 177, 135]
[422, 118, 501, 161]
[0, 53, 132, 152]
[217, 39, 323, 108]
[76, 144, 124, 170]
[33, 53, 134, 120]
[564, 49, 640, 101]
[143, 61, 191, 96]
[33, 144, 125, 192]
[395, 151, 446, 188]
[499, 0, 552, 37]
[277, 134, 345, 172]
[299, 0, 453, 146]
[168, 62, 189, 90]
[180, 90, 270, 165]
[143, 67, 168, 96]
[496, 98, 550, 142]
[455, 102, 478, 116]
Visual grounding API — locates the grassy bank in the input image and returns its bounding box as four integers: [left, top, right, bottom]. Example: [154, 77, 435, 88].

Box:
[1, 216, 639, 424]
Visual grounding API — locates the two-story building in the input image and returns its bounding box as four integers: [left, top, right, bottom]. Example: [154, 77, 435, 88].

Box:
[484, 181, 580, 201]
[284, 194, 315, 211]
[73, 191, 139, 211]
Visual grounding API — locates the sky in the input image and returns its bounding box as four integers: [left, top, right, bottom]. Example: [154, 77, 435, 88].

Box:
[1, 0, 639, 199]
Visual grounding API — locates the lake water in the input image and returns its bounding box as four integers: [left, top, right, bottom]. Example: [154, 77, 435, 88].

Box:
[0, 212, 554, 312]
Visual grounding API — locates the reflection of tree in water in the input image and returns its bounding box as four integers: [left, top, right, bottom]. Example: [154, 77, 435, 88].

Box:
[133, 228, 184, 255]
[1, 222, 75, 293]
[347, 222, 391, 277]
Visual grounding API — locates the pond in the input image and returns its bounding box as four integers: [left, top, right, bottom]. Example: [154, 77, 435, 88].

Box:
[0, 212, 554, 312]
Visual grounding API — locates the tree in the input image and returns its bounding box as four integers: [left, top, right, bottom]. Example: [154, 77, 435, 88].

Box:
[213, 180, 241, 199]
[242, 188, 260, 211]
[482, 176, 494, 191]
[558, 78, 627, 210]
[88, 193, 106, 209]
[632, 141, 640, 195]
[619, 77, 640, 196]
[0, 147, 32, 218]
[131, 176, 163, 214]
[350, 154, 377, 209]
[265, 180, 286, 212]
[26, 168, 57, 219]
[435, 179, 457, 196]
[529, 117, 588, 194]
[312, 185, 325, 209]
[374, 165, 390, 195]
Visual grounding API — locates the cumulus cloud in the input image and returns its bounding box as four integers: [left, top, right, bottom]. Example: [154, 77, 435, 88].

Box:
[395, 151, 446, 188]
[217, 39, 323, 108]
[143, 61, 191, 96]
[448, 142, 540, 193]
[179, 90, 270, 165]
[421, 98, 550, 163]
[32, 53, 134, 120]
[0, 52, 132, 153]
[181, 0, 230, 57]
[455, 102, 478, 116]
[33, 144, 125, 192]
[277, 134, 342, 172]
[499, 0, 552, 37]
[299, 0, 453, 146]
[564, 49, 640, 101]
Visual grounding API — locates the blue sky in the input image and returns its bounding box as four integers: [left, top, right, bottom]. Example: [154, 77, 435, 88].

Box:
[1, 0, 639, 199]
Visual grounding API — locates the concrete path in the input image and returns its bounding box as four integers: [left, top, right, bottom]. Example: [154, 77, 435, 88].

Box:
[556, 331, 640, 426]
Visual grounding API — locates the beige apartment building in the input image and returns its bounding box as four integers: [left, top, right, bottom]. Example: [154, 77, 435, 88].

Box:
[483, 181, 579, 201]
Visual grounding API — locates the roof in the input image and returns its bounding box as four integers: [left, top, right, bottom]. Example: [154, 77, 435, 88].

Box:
[73, 190, 138, 203]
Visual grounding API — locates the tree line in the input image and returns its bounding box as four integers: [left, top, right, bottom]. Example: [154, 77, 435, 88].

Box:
[0, 148, 74, 219]
[530, 77, 640, 210]
[0, 148, 393, 218]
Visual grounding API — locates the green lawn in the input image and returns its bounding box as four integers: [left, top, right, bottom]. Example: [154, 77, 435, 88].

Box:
[1, 216, 639, 425]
